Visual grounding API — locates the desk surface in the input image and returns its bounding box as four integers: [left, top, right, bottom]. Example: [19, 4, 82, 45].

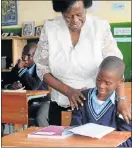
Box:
[2, 127, 131, 147]
[2, 90, 50, 96]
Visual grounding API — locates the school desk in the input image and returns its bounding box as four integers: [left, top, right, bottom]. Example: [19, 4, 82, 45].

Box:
[2, 90, 49, 132]
[2, 127, 131, 147]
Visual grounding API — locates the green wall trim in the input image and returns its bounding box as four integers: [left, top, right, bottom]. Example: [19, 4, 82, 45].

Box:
[2, 27, 22, 35]
[110, 22, 131, 26]
[110, 22, 131, 81]
[2, 22, 131, 34]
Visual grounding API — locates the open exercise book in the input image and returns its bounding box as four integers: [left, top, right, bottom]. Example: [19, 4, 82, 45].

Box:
[28, 123, 115, 139]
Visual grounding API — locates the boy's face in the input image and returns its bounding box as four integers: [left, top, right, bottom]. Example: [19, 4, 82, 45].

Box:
[96, 68, 123, 98]
[22, 47, 36, 68]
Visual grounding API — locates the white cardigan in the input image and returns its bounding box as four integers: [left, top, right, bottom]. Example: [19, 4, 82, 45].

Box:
[34, 15, 123, 108]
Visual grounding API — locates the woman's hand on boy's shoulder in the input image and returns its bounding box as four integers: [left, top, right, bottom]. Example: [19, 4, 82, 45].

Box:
[67, 87, 87, 110]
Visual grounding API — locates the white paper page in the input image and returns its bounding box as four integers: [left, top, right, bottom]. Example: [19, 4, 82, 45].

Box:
[69, 123, 115, 139]
[2, 87, 26, 93]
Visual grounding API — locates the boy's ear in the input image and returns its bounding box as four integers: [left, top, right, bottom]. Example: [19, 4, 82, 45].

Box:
[118, 77, 124, 86]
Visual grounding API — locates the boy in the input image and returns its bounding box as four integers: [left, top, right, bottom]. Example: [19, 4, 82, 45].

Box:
[70, 56, 132, 147]
[4, 43, 50, 127]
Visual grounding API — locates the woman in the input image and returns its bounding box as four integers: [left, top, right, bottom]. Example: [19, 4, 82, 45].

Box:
[34, 0, 131, 125]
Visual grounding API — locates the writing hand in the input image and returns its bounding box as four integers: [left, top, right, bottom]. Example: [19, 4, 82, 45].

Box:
[11, 81, 23, 90]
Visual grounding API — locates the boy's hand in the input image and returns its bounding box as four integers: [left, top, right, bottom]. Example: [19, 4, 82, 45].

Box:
[11, 81, 23, 89]
[18, 59, 26, 69]
[117, 99, 131, 124]
[67, 87, 87, 110]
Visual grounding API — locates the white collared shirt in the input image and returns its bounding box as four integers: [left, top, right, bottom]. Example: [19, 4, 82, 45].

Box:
[34, 15, 123, 108]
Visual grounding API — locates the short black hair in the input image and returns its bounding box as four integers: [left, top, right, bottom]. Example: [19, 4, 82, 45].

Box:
[99, 56, 125, 78]
[52, 0, 92, 13]
[23, 43, 37, 53]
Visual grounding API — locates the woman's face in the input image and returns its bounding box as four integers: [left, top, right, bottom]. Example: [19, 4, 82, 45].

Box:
[63, 1, 86, 32]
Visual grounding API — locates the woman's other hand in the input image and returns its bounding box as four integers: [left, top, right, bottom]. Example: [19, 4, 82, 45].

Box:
[116, 82, 131, 124]
[67, 87, 87, 110]
[117, 99, 131, 124]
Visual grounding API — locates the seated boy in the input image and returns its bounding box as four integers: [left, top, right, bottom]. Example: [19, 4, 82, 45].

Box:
[70, 56, 132, 147]
[4, 43, 50, 127]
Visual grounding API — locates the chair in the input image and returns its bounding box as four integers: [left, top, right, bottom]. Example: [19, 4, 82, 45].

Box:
[61, 111, 72, 126]
[125, 83, 131, 104]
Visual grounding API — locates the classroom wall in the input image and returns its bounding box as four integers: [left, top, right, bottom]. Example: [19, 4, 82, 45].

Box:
[88, 1, 131, 23]
[2, 1, 131, 28]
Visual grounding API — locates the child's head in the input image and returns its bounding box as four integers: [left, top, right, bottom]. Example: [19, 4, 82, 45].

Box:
[22, 43, 37, 68]
[96, 56, 125, 98]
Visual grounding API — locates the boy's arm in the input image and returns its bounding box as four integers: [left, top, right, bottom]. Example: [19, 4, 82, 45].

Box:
[13, 59, 44, 90]
[5, 64, 44, 90]
[18, 69, 43, 90]
[70, 89, 90, 126]
[116, 116, 132, 132]
[70, 108, 83, 126]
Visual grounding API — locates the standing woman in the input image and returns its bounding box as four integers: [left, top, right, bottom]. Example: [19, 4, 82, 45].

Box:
[34, 0, 131, 125]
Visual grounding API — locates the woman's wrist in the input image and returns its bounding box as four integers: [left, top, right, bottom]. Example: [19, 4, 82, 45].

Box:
[117, 96, 127, 102]
[116, 81, 126, 102]
[63, 84, 73, 97]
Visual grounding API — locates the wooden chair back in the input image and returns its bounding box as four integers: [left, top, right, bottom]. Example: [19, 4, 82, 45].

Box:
[61, 111, 72, 126]
[125, 83, 131, 104]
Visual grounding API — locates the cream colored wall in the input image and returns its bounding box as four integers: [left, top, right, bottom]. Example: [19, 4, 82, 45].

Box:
[3, 1, 56, 28]
[88, 1, 131, 23]
[2, 1, 131, 28]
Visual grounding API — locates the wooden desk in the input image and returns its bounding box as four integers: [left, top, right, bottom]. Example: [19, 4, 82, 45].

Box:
[2, 127, 131, 147]
[2, 90, 49, 131]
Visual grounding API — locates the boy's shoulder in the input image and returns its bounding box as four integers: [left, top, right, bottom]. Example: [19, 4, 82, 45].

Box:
[81, 88, 94, 99]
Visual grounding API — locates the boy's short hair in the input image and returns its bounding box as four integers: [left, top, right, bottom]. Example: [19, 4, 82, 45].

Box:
[23, 43, 37, 52]
[99, 56, 125, 78]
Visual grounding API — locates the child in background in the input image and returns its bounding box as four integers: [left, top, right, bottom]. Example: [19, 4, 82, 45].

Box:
[4, 43, 50, 127]
[70, 56, 132, 147]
